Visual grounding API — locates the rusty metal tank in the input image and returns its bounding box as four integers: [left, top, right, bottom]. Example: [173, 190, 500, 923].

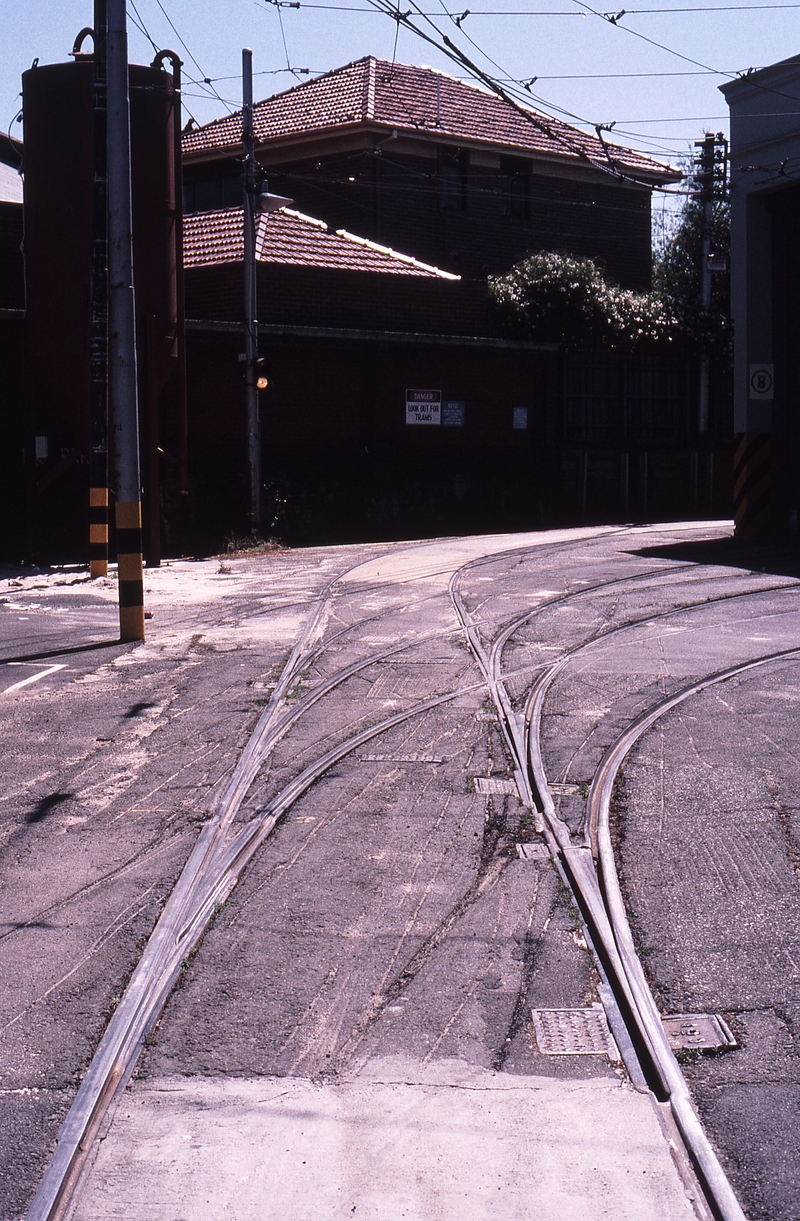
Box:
[22, 45, 184, 562]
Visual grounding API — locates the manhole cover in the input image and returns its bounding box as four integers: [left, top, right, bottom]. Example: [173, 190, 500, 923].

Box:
[474, 776, 518, 795]
[532, 1007, 619, 1059]
[662, 1013, 737, 1050]
[516, 842, 550, 861]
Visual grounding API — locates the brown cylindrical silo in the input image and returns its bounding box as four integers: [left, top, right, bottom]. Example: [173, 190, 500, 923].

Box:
[22, 47, 184, 563]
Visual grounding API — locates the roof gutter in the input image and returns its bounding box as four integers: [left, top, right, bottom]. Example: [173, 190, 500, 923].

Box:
[186, 317, 558, 351]
[182, 120, 679, 184]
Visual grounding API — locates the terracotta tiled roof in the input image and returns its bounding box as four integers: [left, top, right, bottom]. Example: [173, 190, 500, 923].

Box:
[183, 205, 460, 278]
[182, 57, 677, 182]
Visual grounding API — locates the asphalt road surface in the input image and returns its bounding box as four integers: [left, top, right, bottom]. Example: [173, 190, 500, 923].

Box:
[2, 524, 800, 1221]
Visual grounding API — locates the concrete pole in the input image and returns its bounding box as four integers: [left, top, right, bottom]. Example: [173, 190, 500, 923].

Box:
[242, 48, 262, 535]
[108, 0, 144, 640]
[697, 133, 715, 437]
[89, 0, 109, 577]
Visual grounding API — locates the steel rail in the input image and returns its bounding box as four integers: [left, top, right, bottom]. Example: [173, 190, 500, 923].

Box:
[450, 555, 800, 1221]
[521, 637, 800, 1218]
[22, 523, 745, 1219]
[25, 559, 357, 1221]
[27, 533, 511, 1220]
[452, 551, 796, 833]
[25, 674, 486, 1220]
[587, 646, 800, 1221]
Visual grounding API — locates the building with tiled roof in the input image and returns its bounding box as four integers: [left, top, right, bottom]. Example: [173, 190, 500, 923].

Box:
[183, 205, 459, 279]
[182, 57, 679, 289]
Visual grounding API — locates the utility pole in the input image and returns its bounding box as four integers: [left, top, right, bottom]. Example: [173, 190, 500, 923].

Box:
[242, 48, 261, 536]
[89, 0, 109, 577]
[696, 133, 715, 436]
[108, 0, 144, 641]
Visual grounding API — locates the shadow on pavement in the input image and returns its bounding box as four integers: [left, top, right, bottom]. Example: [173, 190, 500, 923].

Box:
[26, 792, 74, 824]
[631, 536, 800, 580]
[0, 639, 127, 667]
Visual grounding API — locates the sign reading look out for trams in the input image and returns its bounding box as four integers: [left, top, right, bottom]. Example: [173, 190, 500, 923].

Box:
[406, 389, 441, 425]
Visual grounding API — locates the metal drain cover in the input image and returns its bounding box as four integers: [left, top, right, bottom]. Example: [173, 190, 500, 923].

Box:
[662, 1013, 737, 1051]
[532, 1006, 619, 1059]
[516, 842, 550, 861]
[474, 776, 518, 795]
[360, 754, 443, 763]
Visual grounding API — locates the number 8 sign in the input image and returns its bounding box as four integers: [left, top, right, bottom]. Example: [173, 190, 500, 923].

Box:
[749, 364, 774, 400]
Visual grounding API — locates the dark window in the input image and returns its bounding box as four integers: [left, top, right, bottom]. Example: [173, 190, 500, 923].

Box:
[183, 172, 241, 213]
[439, 147, 468, 211]
[501, 157, 530, 219]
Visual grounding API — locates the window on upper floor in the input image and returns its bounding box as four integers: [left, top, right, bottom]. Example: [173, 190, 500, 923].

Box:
[439, 147, 468, 211]
[500, 157, 530, 219]
[184, 172, 241, 213]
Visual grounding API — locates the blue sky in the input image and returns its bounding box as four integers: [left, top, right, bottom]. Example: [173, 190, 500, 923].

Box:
[1, 0, 798, 189]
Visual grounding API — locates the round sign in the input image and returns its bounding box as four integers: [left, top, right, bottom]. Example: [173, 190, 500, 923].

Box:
[750, 367, 773, 397]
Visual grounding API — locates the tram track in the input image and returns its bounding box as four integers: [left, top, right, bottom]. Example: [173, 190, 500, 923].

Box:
[21, 523, 794, 1221]
[454, 554, 800, 1221]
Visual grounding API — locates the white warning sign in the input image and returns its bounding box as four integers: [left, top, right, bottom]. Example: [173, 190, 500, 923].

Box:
[406, 389, 441, 425]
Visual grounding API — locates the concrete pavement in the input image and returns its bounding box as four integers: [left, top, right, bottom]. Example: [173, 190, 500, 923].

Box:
[4, 525, 800, 1221]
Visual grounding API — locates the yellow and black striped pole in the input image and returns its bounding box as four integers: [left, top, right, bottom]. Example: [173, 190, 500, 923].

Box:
[108, 0, 145, 641]
[89, 487, 109, 577]
[115, 500, 144, 640]
[733, 432, 772, 537]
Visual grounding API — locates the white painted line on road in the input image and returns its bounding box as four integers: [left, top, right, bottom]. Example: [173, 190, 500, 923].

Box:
[1, 664, 67, 695]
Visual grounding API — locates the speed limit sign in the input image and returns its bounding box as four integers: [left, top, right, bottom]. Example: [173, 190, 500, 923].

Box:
[749, 364, 774, 400]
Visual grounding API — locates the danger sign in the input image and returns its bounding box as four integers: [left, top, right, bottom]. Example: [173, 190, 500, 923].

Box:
[406, 389, 441, 425]
[749, 364, 774, 400]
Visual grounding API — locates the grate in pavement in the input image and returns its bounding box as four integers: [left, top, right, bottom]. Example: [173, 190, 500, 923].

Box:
[662, 1013, 737, 1051]
[474, 776, 518, 795]
[532, 1006, 619, 1059]
[360, 753, 443, 763]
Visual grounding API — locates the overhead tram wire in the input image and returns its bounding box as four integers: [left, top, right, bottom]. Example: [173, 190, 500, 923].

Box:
[150, 0, 236, 112]
[256, 0, 800, 112]
[259, 1, 800, 10]
[366, 0, 740, 189]
[361, 0, 697, 191]
[125, 1, 214, 127]
[362, 0, 636, 180]
[204, 0, 761, 191]
[567, 0, 800, 107]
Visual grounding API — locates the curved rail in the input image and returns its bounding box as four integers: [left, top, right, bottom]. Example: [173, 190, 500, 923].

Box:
[587, 648, 800, 1221]
[521, 641, 800, 1218]
[25, 524, 771, 1219]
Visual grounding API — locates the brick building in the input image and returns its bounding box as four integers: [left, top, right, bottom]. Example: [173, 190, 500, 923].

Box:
[0, 131, 24, 560]
[184, 205, 559, 545]
[721, 55, 800, 535]
[182, 57, 679, 289]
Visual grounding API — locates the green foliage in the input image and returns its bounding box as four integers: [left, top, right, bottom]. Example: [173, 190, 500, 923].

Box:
[489, 251, 679, 351]
[653, 195, 731, 359]
[490, 194, 732, 362]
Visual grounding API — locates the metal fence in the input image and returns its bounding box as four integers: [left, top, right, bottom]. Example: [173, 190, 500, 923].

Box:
[563, 353, 698, 447]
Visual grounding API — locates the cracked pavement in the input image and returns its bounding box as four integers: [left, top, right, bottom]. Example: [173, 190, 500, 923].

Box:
[3, 526, 800, 1220]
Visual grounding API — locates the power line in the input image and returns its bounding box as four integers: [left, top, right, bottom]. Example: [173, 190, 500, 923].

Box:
[150, 0, 236, 112]
[258, 1, 800, 10]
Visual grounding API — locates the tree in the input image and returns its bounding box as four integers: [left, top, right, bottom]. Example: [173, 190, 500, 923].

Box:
[653, 193, 731, 360]
[489, 193, 731, 359]
[489, 251, 678, 351]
